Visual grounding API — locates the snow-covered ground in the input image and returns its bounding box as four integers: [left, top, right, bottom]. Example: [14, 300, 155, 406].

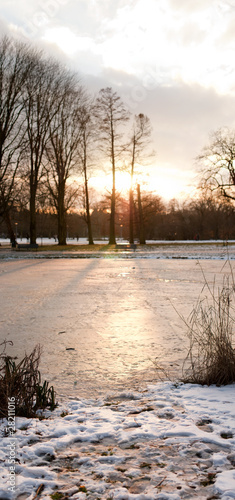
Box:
[1, 382, 235, 499]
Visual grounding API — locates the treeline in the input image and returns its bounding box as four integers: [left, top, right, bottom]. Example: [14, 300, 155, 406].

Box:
[1, 35, 235, 246]
[1, 191, 235, 242]
[0, 35, 152, 246]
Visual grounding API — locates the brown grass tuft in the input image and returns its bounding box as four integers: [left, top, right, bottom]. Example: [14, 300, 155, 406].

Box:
[182, 264, 235, 386]
[0, 342, 56, 418]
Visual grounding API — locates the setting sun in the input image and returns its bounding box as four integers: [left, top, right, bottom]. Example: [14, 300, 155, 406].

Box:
[90, 170, 132, 196]
[89, 163, 194, 202]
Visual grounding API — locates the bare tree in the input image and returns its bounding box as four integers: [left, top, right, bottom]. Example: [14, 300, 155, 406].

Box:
[95, 87, 129, 244]
[198, 127, 235, 201]
[23, 53, 68, 244]
[128, 113, 152, 244]
[77, 102, 96, 245]
[0, 36, 32, 244]
[45, 84, 84, 245]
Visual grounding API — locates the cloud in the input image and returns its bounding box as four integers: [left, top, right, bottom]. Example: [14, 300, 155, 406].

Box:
[143, 83, 235, 164]
[168, 0, 234, 15]
[0, 16, 12, 36]
[2, 0, 235, 93]
[169, 21, 207, 47]
[168, 0, 213, 13]
[217, 19, 235, 47]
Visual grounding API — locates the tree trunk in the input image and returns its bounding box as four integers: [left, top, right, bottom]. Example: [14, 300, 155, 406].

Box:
[137, 183, 145, 244]
[84, 172, 94, 245]
[109, 188, 116, 244]
[129, 187, 134, 244]
[30, 184, 37, 245]
[57, 182, 67, 245]
[4, 210, 16, 246]
[86, 206, 94, 245]
[57, 211, 67, 245]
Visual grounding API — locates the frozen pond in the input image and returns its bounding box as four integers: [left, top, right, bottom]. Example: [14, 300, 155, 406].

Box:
[0, 257, 233, 399]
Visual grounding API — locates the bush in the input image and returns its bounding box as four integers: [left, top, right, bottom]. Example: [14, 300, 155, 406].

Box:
[182, 265, 235, 385]
[0, 342, 56, 418]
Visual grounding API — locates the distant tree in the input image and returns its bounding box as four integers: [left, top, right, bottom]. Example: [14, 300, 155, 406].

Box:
[189, 192, 235, 240]
[90, 206, 109, 239]
[115, 195, 129, 240]
[128, 114, 152, 244]
[0, 36, 32, 244]
[100, 191, 130, 240]
[133, 188, 164, 243]
[95, 87, 129, 244]
[198, 127, 235, 201]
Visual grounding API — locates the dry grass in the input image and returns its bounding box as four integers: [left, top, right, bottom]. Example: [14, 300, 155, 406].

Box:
[0, 342, 56, 418]
[181, 263, 235, 385]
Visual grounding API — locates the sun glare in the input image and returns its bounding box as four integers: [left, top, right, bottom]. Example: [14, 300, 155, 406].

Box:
[148, 164, 195, 200]
[90, 171, 132, 195]
[88, 163, 194, 202]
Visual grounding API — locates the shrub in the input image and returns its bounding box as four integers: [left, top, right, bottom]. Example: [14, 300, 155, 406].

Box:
[0, 342, 57, 418]
[181, 266, 235, 385]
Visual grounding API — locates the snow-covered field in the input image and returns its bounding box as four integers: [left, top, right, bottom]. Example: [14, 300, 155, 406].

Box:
[0, 248, 235, 499]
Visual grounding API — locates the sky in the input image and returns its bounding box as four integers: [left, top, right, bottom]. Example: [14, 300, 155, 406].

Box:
[1, 0, 235, 200]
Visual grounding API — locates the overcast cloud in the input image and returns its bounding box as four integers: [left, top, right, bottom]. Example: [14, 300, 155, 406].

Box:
[0, 0, 235, 199]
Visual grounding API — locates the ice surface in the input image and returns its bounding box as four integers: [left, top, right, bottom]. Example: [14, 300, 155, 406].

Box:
[1, 257, 234, 397]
